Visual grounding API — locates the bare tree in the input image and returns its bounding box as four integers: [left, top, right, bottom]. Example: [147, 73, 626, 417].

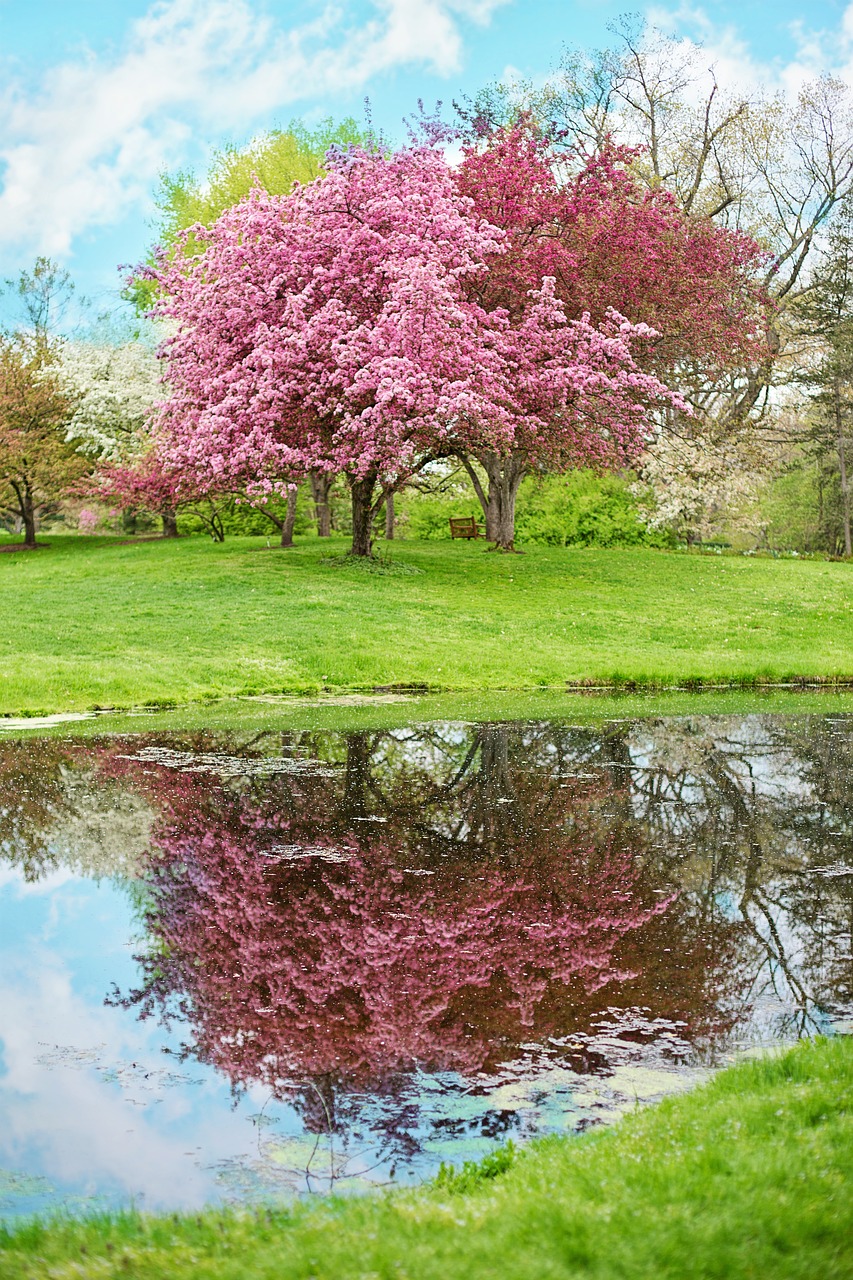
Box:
[2, 257, 77, 343]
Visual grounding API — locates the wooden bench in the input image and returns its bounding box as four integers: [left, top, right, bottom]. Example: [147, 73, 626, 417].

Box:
[449, 516, 485, 540]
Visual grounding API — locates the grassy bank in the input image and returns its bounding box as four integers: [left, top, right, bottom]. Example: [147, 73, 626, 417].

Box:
[2, 1036, 850, 1279]
[1, 534, 851, 715]
[5, 688, 853, 742]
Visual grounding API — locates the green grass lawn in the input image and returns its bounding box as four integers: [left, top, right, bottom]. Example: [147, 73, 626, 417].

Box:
[1, 534, 852, 715]
[2, 1036, 850, 1279]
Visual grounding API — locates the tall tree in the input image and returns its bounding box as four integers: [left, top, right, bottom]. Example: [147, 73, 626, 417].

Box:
[128, 118, 366, 540]
[2, 256, 77, 343]
[791, 204, 853, 556]
[457, 20, 853, 530]
[148, 144, 507, 556]
[60, 339, 161, 463]
[149, 145, 681, 555]
[58, 338, 186, 538]
[452, 125, 767, 544]
[151, 118, 367, 258]
[0, 335, 85, 548]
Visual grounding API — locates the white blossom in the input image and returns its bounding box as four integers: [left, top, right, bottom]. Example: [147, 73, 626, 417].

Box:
[59, 339, 163, 462]
[634, 425, 783, 541]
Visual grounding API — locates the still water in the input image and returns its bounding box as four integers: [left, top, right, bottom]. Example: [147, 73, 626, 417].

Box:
[1, 712, 851, 1219]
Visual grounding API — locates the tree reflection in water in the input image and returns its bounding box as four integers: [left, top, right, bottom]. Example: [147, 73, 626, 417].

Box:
[2, 713, 850, 1190]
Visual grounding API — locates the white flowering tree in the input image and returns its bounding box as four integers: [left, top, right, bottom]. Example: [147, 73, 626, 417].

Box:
[58, 338, 183, 535]
[60, 339, 161, 463]
[635, 426, 783, 545]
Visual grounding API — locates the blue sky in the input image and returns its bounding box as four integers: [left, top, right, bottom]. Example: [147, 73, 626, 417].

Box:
[2, 0, 853, 320]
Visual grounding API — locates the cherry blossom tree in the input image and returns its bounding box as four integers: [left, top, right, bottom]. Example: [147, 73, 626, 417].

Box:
[104, 742, 670, 1090]
[148, 144, 684, 555]
[146, 147, 496, 555]
[452, 125, 769, 545]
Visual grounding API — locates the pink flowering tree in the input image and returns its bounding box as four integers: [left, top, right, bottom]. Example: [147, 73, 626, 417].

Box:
[89, 449, 302, 546]
[105, 760, 670, 1090]
[147, 146, 510, 556]
[452, 126, 769, 546]
[147, 143, 692, 555]
[85, 446, 191, 538]
[457, 283, 689, 547]
[96, 728, 753, 1115]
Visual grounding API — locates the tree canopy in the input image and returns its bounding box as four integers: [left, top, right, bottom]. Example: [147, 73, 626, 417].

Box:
[146, 143, 686, 555]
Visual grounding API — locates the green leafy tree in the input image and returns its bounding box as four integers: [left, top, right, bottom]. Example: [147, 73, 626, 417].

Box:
[791, 202, 853, 557]
[2, 256, 77, 342]
[126, 117, 367, 313]
[0, 334, 86, 548]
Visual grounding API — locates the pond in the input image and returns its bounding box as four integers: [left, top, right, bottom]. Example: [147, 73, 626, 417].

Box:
[1, 708, 851, 1219]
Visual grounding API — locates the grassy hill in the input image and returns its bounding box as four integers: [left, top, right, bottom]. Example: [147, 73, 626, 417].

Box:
[1, 534, 851, 715]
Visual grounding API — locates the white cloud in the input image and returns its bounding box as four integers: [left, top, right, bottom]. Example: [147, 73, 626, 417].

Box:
[645, 1, 853, 103]
[0, 0, 509, 260]
[0, 950, 272, 1211]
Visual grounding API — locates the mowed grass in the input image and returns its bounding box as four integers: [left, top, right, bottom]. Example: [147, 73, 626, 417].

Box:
[1, 533, 852, 714]
[2, 1037, 851, 1280]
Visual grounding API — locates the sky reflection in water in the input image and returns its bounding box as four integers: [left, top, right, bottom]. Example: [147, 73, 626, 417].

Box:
[1, 712, 851, 1218]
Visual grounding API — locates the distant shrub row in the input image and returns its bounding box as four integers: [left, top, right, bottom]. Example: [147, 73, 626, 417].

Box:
[398, 471, 674, 549]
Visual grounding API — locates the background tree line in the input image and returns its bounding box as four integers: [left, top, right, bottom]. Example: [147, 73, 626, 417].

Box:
[2, 17, 853, 556]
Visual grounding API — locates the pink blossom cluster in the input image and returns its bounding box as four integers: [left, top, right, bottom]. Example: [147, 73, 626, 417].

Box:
[146, 144, 693, 498]
[76, 507, 99, 534]
[456, 127, 768, 373]
[106, 763, 672, 1090]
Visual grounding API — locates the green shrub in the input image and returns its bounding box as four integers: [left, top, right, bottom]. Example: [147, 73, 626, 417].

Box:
[434, 1141, 517, 1192]
[177, 485, 315, 539]
[760, 456, 847, 555]
[514, 471, 673, 548]
[398, 488, 484, 540]
[398, 468, 673, 547]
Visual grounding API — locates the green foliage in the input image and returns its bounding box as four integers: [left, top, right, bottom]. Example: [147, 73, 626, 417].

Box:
[788, 200, 853, 556]
[760, 452, 849, 555]
[127, 119, 369, 312]
[398, 486, 483, 540]
[2, 1037, 851, 1279]
[434, 1141, 517, 1192]
[1, 256, 76, 339]
[158, 118, 367, 246]
[399, 468, 672, 547]
[177, 486, 315, 540]
[514, 471, 674, 548]
[0, 536, 850, 715]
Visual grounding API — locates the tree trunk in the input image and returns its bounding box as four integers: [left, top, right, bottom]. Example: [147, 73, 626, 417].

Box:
[309, 473, 333, 537]
[280, 487, 298, 548]
[462, 452, 526, 550]
[210, 509, 226, 542]
[471, 725, 514, 851]
[21, 490, 36, 550]
[9, 480, 36, 548]
[343, 732, 372, 820]
[385, 490, 395, 540]
[824, 378, 845, 560]
[835, 424, 845, 560]
[349, 469, 379, 557]
[161, 507, 179, 538]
